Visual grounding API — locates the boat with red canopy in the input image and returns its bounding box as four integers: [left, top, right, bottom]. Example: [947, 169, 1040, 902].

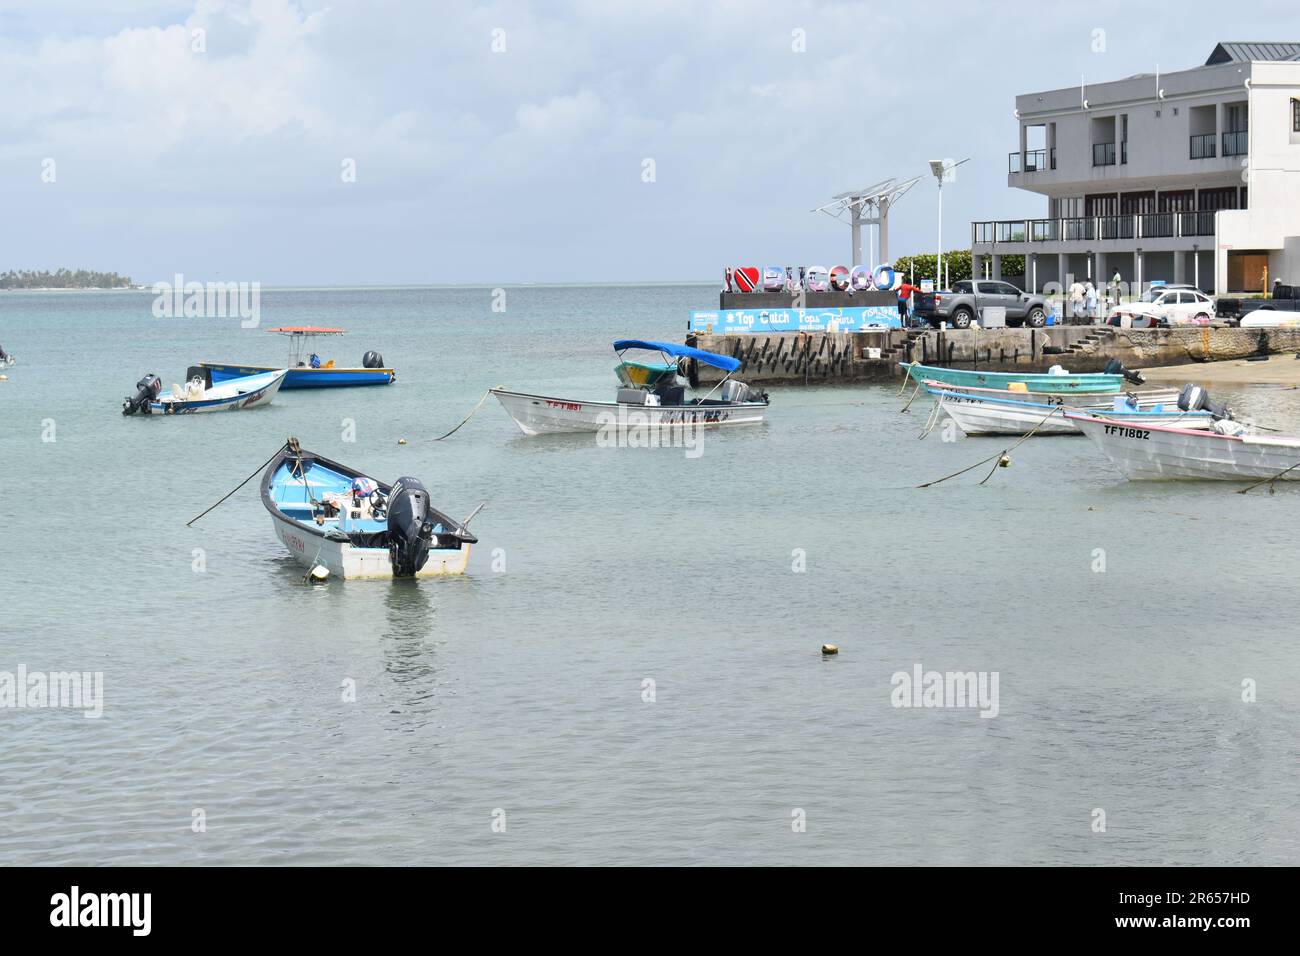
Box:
[199, 327, 395, 389]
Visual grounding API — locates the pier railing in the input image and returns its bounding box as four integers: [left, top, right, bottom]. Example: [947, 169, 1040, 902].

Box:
[972, 212, 1217, 246]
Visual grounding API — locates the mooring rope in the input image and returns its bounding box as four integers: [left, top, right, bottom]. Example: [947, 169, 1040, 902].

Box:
[918, 406, 1060, 489]
[919, 398, 942, 439]
[1238, 457, 1300, 495]
[186, 441, 289, 527]
[418, 388, 497, 443]
[899, 380, 923, 414]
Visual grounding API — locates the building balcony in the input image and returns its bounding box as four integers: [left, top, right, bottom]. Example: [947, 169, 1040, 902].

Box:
[1223, 130, 1248, 157]
[1092, 142, 1116, 167]
[1008, 148, 1055, 174]
[1190, 133, 1217, 159]
[971, 212, 1217, 248]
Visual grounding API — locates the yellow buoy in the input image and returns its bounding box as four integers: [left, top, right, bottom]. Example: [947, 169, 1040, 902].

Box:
[998, 455, 1011, 468]
[821, 644, 839, 656]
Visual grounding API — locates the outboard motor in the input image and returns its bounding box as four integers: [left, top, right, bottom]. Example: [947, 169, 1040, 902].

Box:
[362, 350, 384, 369]
[1177, 384, 1233, 420]
[1103, 359, 1146, 386]
[122, 374, 162, 415]
[719, 380, 769, 405]
[386, 477, 435, 577]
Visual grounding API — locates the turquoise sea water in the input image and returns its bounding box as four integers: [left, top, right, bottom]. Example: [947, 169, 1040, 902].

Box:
[0, 284, 1297, 865]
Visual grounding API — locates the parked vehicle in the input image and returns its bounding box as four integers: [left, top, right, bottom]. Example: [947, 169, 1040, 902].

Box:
[1107, 286, 1215, 327]
[910, 280, 1049, 329]
[1217, 284, 1300, 324]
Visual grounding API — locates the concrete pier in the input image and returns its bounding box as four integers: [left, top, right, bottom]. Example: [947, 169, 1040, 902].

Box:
[685, 327, 1300, 385]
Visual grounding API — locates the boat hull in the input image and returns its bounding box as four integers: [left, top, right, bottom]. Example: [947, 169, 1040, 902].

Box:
[927, 382, 1182, 408]
[1067, 414, 1300, 480]
[934, 390, 1213, 436]
[203, 363, 395, 388]
[269, 511, 471, 579]
[151, 369, 286, 414]
[903, 362, 1125, 393]
[491, 387, 767, 435]
[261, 445, 475, 580]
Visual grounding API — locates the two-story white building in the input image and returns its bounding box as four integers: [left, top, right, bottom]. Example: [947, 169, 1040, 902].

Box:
[971, 42, 1300, 296]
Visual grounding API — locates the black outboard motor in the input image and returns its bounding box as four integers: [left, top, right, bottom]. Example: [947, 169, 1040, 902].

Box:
[1103, 359, 1146, 386]
[386, 477, 435, 576]
[1177, 384, 1233, 420]
[362, 350, 384, 369]
[122, 374, 162, 415]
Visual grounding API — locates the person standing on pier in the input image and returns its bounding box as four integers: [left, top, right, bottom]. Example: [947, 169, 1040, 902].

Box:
[1068, 278, 1085, 321]
[896, 280, 922, 327]
[1083, 280, 1098, 321]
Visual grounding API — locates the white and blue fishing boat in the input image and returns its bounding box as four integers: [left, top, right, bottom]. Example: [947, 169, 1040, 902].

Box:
[927, 383, 1215, 436]
[261, 439, 479, 579]
[492, 339, 768, 435]
[201, 326, 395, 389]
[122, 368, 287, 415]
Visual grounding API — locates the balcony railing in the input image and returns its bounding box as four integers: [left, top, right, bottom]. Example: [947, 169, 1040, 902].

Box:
[1190, 133, 1217, 159]
[1008, 148, 1051, 174]
[995, 221, 1026, 242]
[1223, 130, 1248, 157]
[972, 211, 1218, 245]
[1092, 142, 1116, 167]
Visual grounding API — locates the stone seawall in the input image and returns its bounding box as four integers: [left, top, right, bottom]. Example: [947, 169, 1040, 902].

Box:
[684, 327, 1300, 385]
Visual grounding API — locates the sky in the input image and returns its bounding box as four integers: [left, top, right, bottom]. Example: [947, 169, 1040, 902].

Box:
[1, 0, 1298, 285]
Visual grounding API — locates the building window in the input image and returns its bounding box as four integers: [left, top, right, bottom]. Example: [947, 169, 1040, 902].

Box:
[1293, 99, 1300, 132]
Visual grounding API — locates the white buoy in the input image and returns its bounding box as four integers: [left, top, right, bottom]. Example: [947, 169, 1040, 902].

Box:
[305, 564, 330, 583]
[821, 644, 839, 656]
[398, 438, 407, 445]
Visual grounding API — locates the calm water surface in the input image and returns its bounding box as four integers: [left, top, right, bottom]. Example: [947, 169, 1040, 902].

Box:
[0, 285, 1297, 865]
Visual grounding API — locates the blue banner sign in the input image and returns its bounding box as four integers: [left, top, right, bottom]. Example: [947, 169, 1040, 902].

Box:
[690, 306, 901, 334]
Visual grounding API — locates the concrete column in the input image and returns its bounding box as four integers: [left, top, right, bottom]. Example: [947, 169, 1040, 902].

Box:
[972, 254, 985, 281]
[1031, 254, 1038, 292]
[1094, 253, 1108, 311]
[1173, 250, 1186, 285]
[1057, 253, 1068, 293]
[992, 254, 1003, 281]
[1136, 250, 1144, 291]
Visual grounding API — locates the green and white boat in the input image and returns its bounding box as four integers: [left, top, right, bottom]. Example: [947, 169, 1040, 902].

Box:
[901, 362, 1134, 394]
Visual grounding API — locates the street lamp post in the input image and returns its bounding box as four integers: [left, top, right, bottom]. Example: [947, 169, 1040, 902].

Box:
[928, 158, 969, 290]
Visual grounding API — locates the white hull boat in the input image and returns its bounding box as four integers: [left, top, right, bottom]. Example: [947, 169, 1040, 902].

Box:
[123, 369, 287, 415]
[492, 338, 768, 436]
[930, 386, 1213, 437]
[262, 440, 477, 579]
[927, 381, 1183, 409]
[1065, 413, 1300, 481]
[491, 387, 768, 435]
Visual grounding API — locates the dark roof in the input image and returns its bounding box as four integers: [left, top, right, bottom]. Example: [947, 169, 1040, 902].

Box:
[1206, 42, 1300, 65]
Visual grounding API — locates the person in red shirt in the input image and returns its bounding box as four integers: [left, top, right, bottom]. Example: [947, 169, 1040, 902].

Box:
[896, 281, 923, 327]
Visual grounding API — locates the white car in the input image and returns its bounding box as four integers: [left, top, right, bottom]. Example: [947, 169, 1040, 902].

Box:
[1108, 286, 1215, 327]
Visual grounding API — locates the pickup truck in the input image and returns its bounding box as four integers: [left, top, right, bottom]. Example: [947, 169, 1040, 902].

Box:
[1216, 284, 1300, 324]
[910, 280, 1049, 329]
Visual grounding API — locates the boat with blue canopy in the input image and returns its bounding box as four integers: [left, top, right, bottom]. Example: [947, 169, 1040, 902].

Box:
[201, 327, 395, 389]
[261, 438, 479, 579]
[492, 339, 767, 435]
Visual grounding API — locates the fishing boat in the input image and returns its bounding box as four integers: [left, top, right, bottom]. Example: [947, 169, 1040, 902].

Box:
[930, 381, 1182, 409]
[261, 439, 479, 579]
[1064, 413, 1300, 481]
[491, 339, 769, 436]
[201, 327, 395, 389]
[928, 385, 1214, 436]
[122, 368, 287, 415]
[901, 361, 1138, 394]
